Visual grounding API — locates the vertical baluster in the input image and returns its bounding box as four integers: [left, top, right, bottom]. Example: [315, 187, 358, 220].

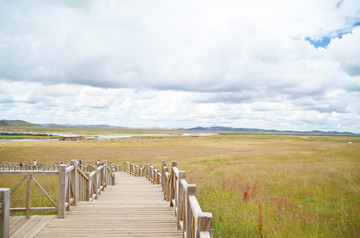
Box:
[25, 175, 31, 219]
[58, 164, 67, 218]
[70, 160, 78, 206]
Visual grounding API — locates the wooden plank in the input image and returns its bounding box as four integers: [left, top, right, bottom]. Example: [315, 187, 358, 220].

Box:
[37, 233, 182, 237]
[9, 216, 22, 230]
[9, 171, 185, 237]
[25, 215, 55, 238]
[35, 171, 182, 237]
[37, 228, 182, 233]
[10, 215, 42, 238]
[9, 217, 27, 236]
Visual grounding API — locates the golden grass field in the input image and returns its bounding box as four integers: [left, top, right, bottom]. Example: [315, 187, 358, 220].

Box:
[1, 132, 359, 237]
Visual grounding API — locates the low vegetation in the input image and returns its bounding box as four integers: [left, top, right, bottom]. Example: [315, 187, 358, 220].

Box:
[0, 132, 58, 140]
[0, 131, 359, 237]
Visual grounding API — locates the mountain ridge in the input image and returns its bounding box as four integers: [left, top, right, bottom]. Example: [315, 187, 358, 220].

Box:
[1, 120, 358, 135]
[0, 120, 41, 128]
[186, 126, 357, 135]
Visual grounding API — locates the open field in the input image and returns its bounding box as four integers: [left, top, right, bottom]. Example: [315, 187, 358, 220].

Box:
[1, 132, 359, 237]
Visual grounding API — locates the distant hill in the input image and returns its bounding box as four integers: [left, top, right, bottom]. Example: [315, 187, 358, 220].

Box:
[187, 126, 358, 135]
[1, 120, 358, 135]
[40, 123, 127, 129]
[0, 120, 40, 128]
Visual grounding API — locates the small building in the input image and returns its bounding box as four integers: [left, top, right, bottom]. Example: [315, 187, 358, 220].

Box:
[59, 136, 81, 141]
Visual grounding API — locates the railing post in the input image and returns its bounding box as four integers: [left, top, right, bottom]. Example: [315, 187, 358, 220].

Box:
[103, 160, 107, 189]
[152, 167, 156, 184]
[148, 164, 151, 181]
[0, 188, 10, 238]
[58, 164, 67, 218]
[170, 161, 177, 206]
[146, 161, 150, 180]
[93, 166, 99, 198]
[164, 167, 169, 200]
[110, 163, 115, 185]
[85, 172, 90, 201]
[70, 160, 78, 206]
[186, 185, 197, 238]
[177, 172, 186, 229]
[197, 212, 213, 237]
[25, 174, 31, 219]
[154, 168, 158, 184]
[161, 160, 166, 190]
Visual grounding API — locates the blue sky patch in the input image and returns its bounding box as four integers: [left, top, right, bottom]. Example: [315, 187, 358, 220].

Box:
[306, 22, 360, 49]
[305, 37, 331, 49]
[134, 89, 148, 94]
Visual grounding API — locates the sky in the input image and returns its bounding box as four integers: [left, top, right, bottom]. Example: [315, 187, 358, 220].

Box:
[0, 0, 360, 132]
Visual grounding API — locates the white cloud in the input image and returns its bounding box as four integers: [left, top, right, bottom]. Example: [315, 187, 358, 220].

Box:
[0, 0, 359, 132]
[328, 26, 360, 77]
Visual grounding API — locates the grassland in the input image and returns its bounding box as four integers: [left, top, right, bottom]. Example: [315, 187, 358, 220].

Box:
[0, 132, 359, 237]
[0, 132, 58, 140]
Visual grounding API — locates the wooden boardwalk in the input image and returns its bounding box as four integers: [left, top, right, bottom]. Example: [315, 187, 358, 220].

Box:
[10, 172, 182, 237]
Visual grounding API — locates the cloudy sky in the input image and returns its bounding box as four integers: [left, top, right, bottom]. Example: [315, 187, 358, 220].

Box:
[1, 0, 360, 132]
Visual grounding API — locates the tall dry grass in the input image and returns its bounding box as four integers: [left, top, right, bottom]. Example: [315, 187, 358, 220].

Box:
[0, 133, 359, 237]
[0, 174, 58, 215]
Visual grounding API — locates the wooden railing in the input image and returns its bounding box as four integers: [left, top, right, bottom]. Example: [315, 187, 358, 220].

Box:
[0, 160, 115, 220]
[118, 160, 213, 238]
[0, 188, 10, 238]
[2, 159, 212, 237]
[0, 161, 59, 171]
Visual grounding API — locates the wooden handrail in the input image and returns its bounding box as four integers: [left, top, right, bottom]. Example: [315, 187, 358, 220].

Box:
[2, 159, 212, 236]
[0, 161, 60, 171]
[0, 160, 115, 220]
[123, 160, 213, 238]
[66, 165, 74, 174]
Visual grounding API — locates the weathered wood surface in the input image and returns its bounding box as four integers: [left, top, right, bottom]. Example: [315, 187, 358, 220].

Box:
[9, 215, 55, 238]
[32, 172, 182, 237]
